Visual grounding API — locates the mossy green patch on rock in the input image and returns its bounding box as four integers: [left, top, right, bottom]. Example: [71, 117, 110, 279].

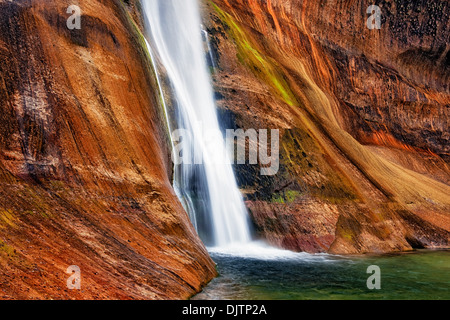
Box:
[0, 240, 16, 257]
[271, 194, 285, 204]
[281, 128, 359, 203]
[271, 190, 301, 204]
[211, 2, 297, 106]
[0, 209, 17, 229]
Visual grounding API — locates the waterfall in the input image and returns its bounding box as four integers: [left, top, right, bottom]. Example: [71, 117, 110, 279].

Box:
[201, 27, 217, 70]
[142, 0, 251, 247]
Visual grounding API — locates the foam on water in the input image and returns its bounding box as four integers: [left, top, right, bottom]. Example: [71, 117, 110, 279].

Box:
[208, 241, 334, 262]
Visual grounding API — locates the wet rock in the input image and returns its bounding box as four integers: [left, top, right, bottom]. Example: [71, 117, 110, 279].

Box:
[0, 0, 216, 299]
[204, 0, 450, 254]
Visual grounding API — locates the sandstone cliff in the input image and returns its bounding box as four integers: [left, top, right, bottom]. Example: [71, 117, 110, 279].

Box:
[204, 0, 450, 253]
[0, 0, 216, 299]
[1, 0, 449, 300]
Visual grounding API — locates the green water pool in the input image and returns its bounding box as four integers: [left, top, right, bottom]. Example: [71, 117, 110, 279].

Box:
[193, 248, 450, 300]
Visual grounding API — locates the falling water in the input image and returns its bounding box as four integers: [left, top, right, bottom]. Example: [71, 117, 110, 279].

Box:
[142, 0, 251, 246]
[201, 26, 217, 70]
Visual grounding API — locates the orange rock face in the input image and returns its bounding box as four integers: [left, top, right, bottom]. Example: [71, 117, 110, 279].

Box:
[0, 0, 449, 300]
[0, 0, 215, 299]
[204, 0, 449, 253]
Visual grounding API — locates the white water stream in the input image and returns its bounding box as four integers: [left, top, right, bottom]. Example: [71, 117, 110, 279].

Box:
[142, 0, 251, 246]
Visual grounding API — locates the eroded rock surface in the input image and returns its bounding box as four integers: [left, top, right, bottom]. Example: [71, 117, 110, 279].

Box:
[204, 0, 450, 254]
[0, 0, 216, 299]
